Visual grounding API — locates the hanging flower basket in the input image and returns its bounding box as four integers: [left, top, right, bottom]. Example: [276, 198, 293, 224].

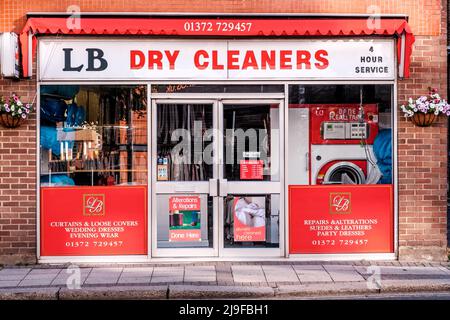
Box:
[0, 112, 26, 128]
[410, 112, 438, 127]
[400, 88, 450, 127]
[0, 93, 34, 129]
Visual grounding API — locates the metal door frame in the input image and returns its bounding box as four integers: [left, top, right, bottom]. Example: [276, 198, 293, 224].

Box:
[218, 99, 285, 257]
[151, 99, 219, 257]
[151, 96, 285, 258]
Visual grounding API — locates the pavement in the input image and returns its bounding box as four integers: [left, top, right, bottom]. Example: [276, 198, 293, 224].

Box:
[0, 260, 449, 300]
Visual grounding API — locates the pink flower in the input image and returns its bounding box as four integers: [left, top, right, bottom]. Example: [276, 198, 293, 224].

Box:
[13, 96, 19, 102]
[25, 108, 30, 114]
[21, 113, 26, 119]
[5, 107, 10, 112]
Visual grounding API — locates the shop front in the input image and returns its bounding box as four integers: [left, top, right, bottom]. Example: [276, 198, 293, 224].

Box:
[25, 16, 412, 263]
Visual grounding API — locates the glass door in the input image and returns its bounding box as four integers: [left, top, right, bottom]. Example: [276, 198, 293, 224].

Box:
[152, 100, 219, 257]
[218, 100, 283, 257]
[151, 99, 284, 258]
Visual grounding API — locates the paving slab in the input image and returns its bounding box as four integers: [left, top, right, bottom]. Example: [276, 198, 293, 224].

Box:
[0, 280, 21, 288]
[84, 277, 120, 285]
[169, 285, 274, 299]
[0, 268, 31, 276]
[184, 266, 216, 282]
[59, 285, 168, 300]
[51, 268, 92, 286]
[355, 266, 449, 276]
[118, 277, 152, 284]
[231, 265, 266, 283]
[27, 269, 63, 275]
[84, 267, 122, 285]
[87, 267, 123, 276]
[121, 267, 154, 277]
[0, 287, 59, 300]
[276, 282, 378, 297]
[293, 265, 333, 283]
[262, 265, 299, 283]
[0, 274, 27, 281]
[323, 265, 365, 282]
[151, 267, 184, 283]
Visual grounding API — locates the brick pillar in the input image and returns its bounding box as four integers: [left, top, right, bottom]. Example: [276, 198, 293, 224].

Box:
[397, 0, 449, 261]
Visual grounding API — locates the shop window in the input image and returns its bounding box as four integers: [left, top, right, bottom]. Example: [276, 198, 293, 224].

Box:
[40, 85, 148, 187]
[39, 85, 148, 257]
[287, 84, 394, 255]
[288, 85, 393, 186]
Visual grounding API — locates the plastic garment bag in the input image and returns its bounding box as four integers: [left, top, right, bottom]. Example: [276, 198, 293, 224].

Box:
[373, 129, 392, 184]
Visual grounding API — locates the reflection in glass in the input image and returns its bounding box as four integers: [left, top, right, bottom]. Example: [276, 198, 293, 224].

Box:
[288, 84, 393, 186]
[156, 104, 213, 181]
[223, 104, 279, 181]
[39, 85, 147, 187]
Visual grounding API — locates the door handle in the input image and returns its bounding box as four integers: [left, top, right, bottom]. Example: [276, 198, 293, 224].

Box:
[209, 179, 218, 197]
[305, 152, 309, 172]
[219, 179, 228, 197]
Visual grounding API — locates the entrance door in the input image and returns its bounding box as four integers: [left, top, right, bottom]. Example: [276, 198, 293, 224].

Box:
[151, 99, 283, 257]
[218, 100, 283, 257]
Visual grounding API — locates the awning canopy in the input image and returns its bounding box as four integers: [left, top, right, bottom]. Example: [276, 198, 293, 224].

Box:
[20, 17, 415, 78]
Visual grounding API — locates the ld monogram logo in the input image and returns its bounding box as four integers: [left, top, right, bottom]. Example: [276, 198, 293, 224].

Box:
[329, 192, 351, 214]
[83, 194, 105, 216]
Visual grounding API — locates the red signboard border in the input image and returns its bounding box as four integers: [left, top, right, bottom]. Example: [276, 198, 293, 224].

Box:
[40, 185, 148, 256]
[288, 184, 394, 255]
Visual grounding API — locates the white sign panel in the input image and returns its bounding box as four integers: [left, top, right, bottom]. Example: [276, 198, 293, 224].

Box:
[38, 38, 395, 81]
[1, 32, 20, 78]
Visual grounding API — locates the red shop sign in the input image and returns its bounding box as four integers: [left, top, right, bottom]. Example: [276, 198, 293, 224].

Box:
[289, 185, 393, 254]
[40, 186, 147, 256]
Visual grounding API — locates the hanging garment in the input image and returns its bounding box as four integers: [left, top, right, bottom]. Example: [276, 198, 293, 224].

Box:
[373, 129, 392, 184]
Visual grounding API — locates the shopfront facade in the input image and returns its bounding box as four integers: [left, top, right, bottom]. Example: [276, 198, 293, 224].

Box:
[0, 1, 448, 264]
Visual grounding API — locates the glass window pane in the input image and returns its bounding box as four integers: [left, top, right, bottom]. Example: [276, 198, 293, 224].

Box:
[223, 104, 280, 181]
[288, 84, 393, 185]
[156, 103, 213, 181]
[223, 194, 279, 248]
[39, 85, 148, 256]
[40, 85, 148, 187]
[156, 194, 213, 248]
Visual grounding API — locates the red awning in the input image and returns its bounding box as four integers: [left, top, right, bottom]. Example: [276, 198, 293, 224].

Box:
[20, 17, 415, 78]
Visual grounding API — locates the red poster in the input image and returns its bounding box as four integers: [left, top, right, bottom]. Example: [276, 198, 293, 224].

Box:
[40, 186, 147, 256]
[240, 160, 264, 180]
[233, 197, 266, 242]
[289, 185, 393, 254]
[169, 196, 201, 242]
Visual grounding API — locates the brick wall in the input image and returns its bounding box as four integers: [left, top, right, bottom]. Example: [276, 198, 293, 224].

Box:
[0, 0, 448, 263]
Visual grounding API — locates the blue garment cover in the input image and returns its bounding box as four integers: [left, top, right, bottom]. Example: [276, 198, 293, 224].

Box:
[40, 174, 75, 186]
[373, 129, 392, 184]
[65, 103, 86, 127]
[40, 126, 74, 157]
[41, 85, 80, 100]
[40, 97, 68, 123]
